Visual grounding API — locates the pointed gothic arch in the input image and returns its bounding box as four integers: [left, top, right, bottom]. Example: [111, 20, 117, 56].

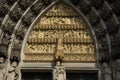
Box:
[21, 0, 98, 65]
[0, 0, 119, 80]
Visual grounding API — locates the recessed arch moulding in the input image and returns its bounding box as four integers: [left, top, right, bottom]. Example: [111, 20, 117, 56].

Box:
[1, 0, 120, 80]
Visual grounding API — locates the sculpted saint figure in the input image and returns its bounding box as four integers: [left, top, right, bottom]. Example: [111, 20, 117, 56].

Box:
[55, 33, 64, 64]
[101, 62, 112, 80]
[53, 61, 66, 80]
[7, 61, 21, 80]
[0, 57, 5, 80]
[116, 59, 120, 80]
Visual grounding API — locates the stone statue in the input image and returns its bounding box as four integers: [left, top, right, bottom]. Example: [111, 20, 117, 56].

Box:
[7, 61, 21, 80]
[116, 59, 120, 80]
[101, 62, 112, 80]
[0, 57, 5, 80]
[31, 3, 43, 15]
[50, 5, 58, 13]
[53, 61, 66, 80]
[55, 33, 64, 64]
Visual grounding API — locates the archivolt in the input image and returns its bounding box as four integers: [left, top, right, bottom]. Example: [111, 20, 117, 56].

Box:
[0, 0, 120, 79]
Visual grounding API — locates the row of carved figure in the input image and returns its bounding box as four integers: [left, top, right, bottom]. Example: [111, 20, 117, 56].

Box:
[40, 17, 83, 25]
[25, 44, 94, 54]
[29, 30, 90, 38]
[49, 3, 74, 13]
[24, 54, 95, 62]
[25, 54, 54, 61]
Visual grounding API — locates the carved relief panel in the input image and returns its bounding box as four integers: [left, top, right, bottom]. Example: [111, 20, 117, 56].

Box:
[24, 3, 95, 63]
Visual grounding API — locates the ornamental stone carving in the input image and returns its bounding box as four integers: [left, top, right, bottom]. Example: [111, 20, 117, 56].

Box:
[15, 28, 26, 40]
[0, 33, 11, 58]
[78, 0, 91, 15]
[31, 3, 43, 15]
[71, 0, 79, 5]
[7, 61, 21, 80]
[94, 24, 106, 39]
[6, 0, 16, 4]
[101, 62, 112, 80]
[11, 40, 22, 62]
[116, 59, 120, 80]
[0, 43, 8, 58]
[9, 10, 22, 22]
[0, 57, 5, 80]
[24, 3, 95, 63]
[91, 0, 103, 9]
[42, 0, 51, 5]
[99, 5, 112, 21]
[113, 1, 120, 16]
[105, 18, 119, 34]
[53, 61, 66, 80]
[87, 9, 99, 26]
[55, 34, 64, 63]
[2, 23, 15, 35]
[0, 4, 9, 17]
[18, 0, 32, 10]
[22, 15, 32, 27]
